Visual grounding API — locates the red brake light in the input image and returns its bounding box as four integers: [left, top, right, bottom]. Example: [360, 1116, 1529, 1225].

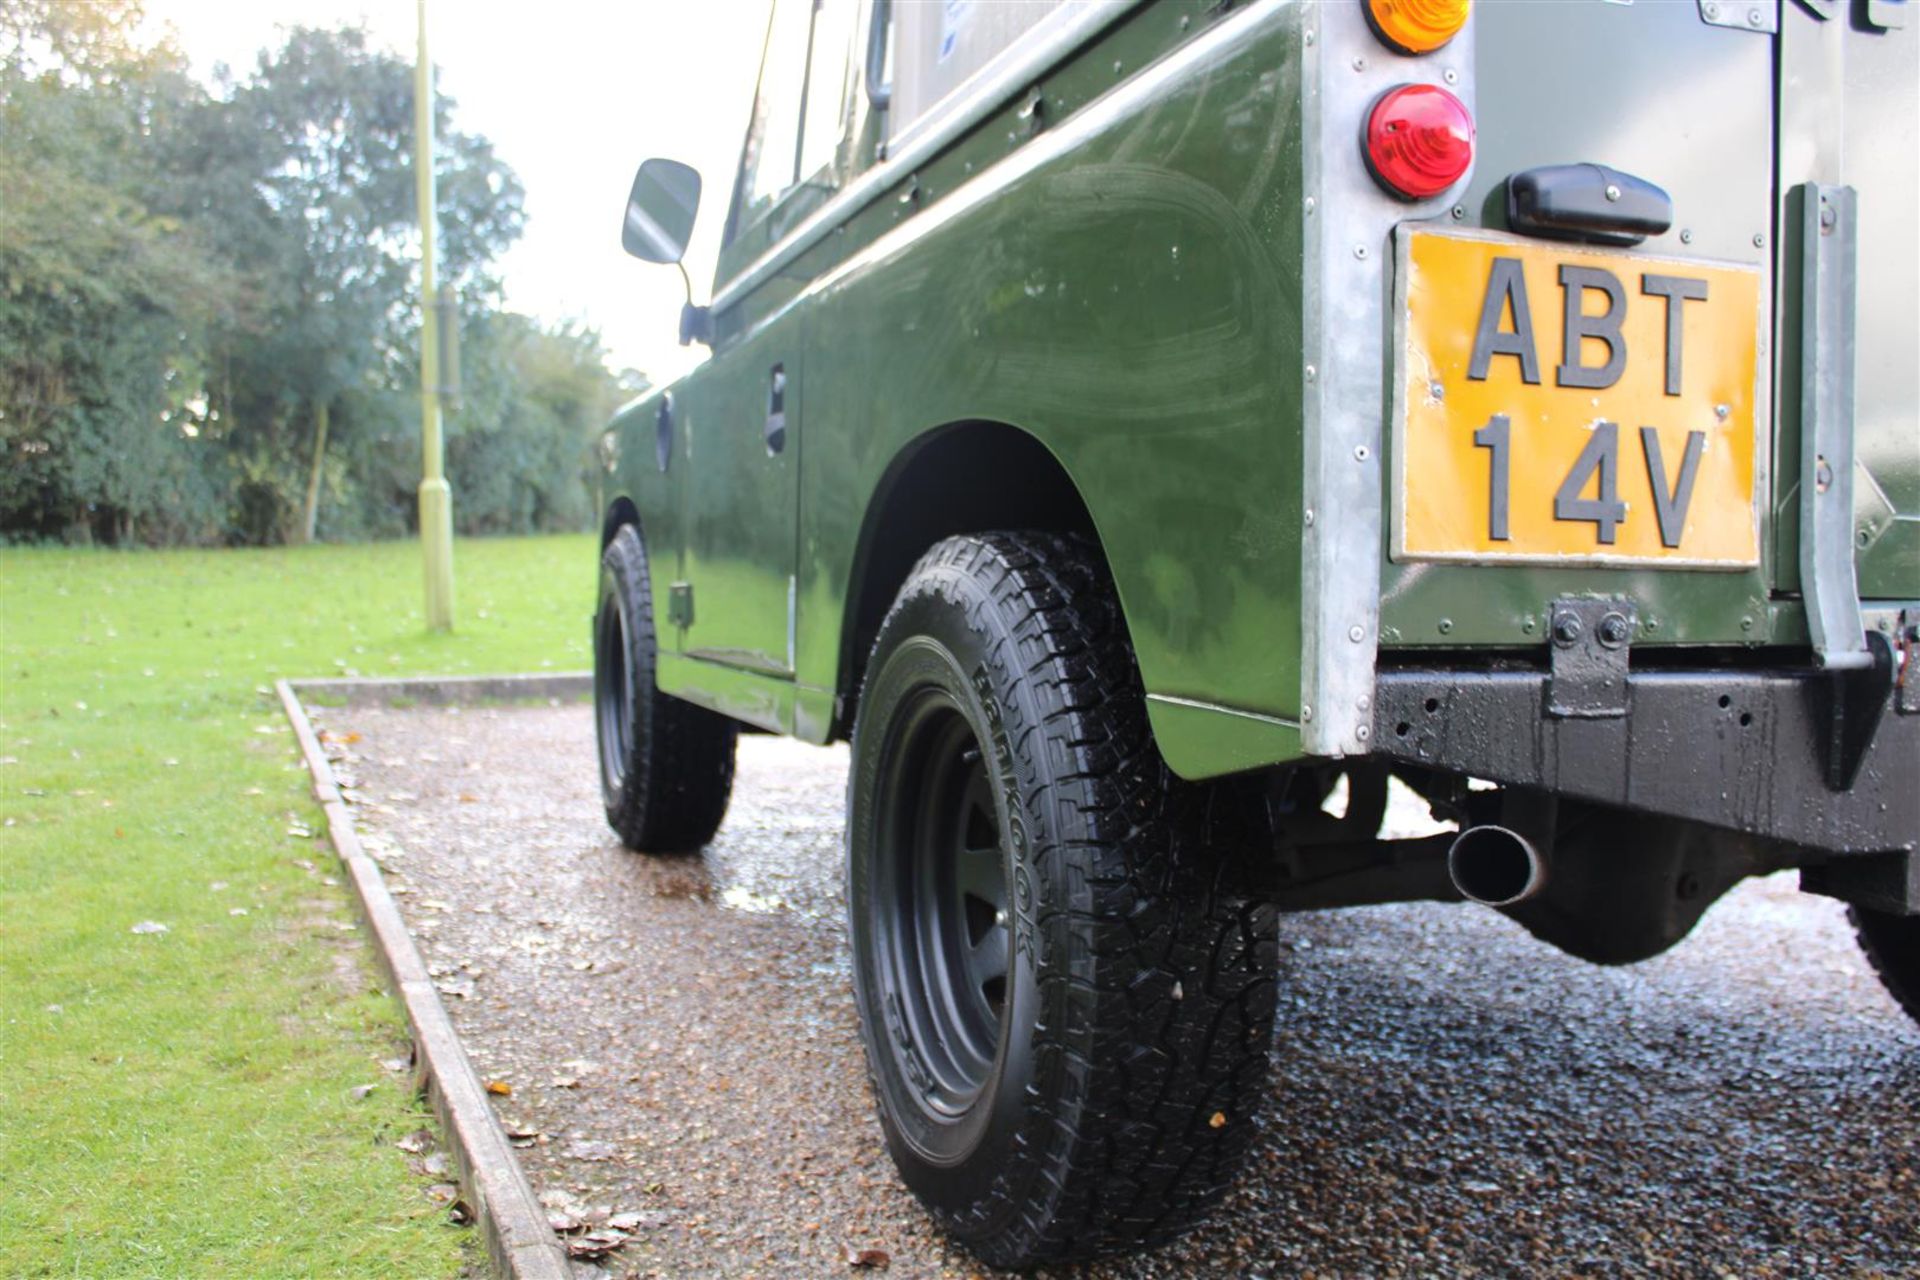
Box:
[1363, 83, 1474, 201]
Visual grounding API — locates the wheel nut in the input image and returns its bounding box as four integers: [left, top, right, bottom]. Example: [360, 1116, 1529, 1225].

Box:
[1598, 613, 1631, 648]
[1551, 613, 1583, 647]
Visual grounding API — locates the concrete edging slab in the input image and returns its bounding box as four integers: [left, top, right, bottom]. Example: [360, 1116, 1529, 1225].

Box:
[291, 672, 590, 709]
[276, 677, 575, 1280]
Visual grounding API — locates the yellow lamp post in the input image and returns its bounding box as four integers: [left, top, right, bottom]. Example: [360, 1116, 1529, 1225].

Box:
[414, 0, 454, 631]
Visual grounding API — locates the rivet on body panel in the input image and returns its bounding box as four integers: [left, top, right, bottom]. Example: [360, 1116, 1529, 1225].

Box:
[1348, 625, 1366, 643]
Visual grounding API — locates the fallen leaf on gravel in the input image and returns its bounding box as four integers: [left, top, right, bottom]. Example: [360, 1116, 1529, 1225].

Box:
[130, 921, 169, 935]
[551, 1076, 580, 1089]
[1209, 1111, 1227, 1129]
[563, 1139, 618, 1162]
[350, 1084, 377, 1101]
[842, 1246, 891, 1269]
[606, 1212, 648, 1232]
[457, 793, 478, 803]
[395, 1128, 434, 1154]
[484, 1079, 512, 1097]
[424, 1182, 459, 1204]
[548, 1212, 585, 1233]
[380, 1056, 411, 1074]
[564, 1231, 628, 1260]
[420, 1152, 449, 1176]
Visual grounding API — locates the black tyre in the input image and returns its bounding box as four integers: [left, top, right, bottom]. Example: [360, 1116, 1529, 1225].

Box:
[594, 524, 736, 852]
[847, 532, 1277, 1269]
[1851, 906, 1920, 1027]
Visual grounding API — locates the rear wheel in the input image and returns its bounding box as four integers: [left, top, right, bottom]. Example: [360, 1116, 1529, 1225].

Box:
[847, 532, 1277, 1269]
[594, 524, 736, 852]
[1851, 906, 1920, 1027]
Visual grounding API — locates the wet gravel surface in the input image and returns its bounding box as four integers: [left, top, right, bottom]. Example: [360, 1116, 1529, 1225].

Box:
[324, 702, 1920, 1280]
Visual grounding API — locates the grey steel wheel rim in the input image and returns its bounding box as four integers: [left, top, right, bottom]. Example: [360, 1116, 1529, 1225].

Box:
[871, 687, 1011, 1119]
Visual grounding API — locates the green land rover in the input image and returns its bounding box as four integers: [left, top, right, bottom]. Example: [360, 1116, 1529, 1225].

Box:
[590, 0, 1918, 1266]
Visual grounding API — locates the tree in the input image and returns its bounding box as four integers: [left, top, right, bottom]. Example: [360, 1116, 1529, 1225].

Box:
[191, 25, 525, 543]
[0, 0, 237, 541]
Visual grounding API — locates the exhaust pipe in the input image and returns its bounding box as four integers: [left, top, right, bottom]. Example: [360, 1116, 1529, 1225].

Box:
[1447, 824, 1549, 907]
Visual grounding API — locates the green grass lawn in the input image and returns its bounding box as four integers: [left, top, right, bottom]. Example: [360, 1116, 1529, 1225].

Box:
[0, 534, 594, 1278]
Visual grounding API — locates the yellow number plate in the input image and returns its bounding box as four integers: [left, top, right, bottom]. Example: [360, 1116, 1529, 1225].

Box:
[1392, 228, 1761, 568]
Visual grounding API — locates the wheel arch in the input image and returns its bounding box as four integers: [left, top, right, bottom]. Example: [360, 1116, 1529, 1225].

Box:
[600, 495, 641, 549]
[833, 420, 1103, 740]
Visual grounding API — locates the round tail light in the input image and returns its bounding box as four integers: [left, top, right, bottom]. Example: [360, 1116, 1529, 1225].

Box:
[1363, 83, 1474, 202]
[1366, 0, 1471, 56]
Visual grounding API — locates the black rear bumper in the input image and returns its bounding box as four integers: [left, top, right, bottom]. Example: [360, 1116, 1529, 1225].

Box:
[1371, 663, 1918, 858]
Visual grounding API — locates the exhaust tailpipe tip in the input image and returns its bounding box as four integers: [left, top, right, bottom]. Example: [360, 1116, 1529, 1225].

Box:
[1448, 824, 1548, 907]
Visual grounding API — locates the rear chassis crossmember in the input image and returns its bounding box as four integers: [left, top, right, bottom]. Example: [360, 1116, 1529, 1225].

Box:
[1369, 654, 1920, 912]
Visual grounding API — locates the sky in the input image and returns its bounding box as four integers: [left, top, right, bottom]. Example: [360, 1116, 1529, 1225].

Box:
[144, 0, 772, 386]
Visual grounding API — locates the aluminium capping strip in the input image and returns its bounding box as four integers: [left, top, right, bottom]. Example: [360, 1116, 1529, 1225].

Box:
[709, 0, 1138, 314]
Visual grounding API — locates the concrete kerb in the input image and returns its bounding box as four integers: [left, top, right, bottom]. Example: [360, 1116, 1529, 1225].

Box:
[276, 676, 581, 1280]
[291, 671, 591, 709]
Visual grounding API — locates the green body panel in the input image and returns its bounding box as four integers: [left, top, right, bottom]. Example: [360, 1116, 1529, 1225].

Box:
[602, 0, 1915, 775]
[610, 1, 1308, 764]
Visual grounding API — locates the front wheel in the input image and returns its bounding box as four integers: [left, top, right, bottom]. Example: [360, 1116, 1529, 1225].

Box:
[847, 533, 1277, 1269]
[594, 524, 736, 852]
[1851, 906, 1920, 1027]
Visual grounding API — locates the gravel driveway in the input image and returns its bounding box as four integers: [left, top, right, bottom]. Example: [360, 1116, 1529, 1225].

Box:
[323, 701, 1919, 1280]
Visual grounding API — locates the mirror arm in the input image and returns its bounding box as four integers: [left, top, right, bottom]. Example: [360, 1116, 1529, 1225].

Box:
[675, 262, 711, 346]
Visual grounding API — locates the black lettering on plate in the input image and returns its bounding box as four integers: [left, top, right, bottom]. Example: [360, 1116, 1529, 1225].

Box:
[1556, 265, 1627, 390]
[1554, 420, 1627, 545]
[1640, 426, 1706, 548]
[1467, 257, 1542, 385]
[1640, 274, 1709, 397]
[1472, 414, 1512, 541]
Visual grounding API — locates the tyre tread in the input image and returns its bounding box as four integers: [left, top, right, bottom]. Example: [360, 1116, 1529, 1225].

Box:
[599, 525, 736, 852]
[865, 531, 1276, 1267]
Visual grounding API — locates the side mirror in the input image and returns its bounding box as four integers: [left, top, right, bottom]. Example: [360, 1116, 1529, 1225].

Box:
[621, 158, 701, 264]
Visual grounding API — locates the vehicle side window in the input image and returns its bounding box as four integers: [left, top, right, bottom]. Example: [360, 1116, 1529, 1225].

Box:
[737, 0, 812, 218]
[889, 0, 1068, 143]
[729, 0, 857, 240]
[798, 0, 860, 181]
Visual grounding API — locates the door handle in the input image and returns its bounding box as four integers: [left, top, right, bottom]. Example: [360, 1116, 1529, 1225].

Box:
[764, 364, 787, 455]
